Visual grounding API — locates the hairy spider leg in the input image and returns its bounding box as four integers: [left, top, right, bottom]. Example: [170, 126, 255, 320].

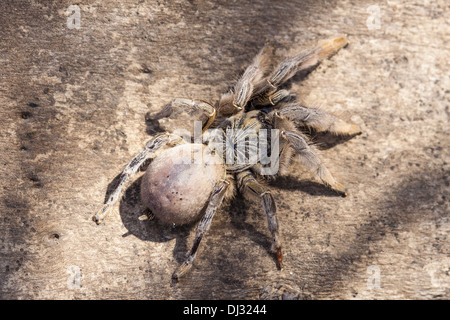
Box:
[172, 179, 230, 280]
[254, 36, 348, 97]
[217, 46, 273, 116]
[280, 129, 347, 196]
[93, 133, 182, 224]
[279, 103, 361, 136]
[252, 89, 292, 108]
[237, 170, 283, 269]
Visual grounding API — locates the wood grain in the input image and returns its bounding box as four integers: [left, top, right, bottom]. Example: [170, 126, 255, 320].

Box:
[0, 0, 448, 299]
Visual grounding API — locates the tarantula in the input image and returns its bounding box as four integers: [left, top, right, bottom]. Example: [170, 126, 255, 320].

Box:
[93, 36, 361, 280]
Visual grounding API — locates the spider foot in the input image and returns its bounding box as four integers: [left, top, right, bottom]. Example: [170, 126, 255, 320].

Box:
[93, 204, 111, 225]
[172, 262, 192, 281]
[330, 182, 348, 197]
[276, 248, 284, 270]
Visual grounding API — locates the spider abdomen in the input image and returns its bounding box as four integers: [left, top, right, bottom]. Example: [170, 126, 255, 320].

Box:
[140, 143, 225, 225]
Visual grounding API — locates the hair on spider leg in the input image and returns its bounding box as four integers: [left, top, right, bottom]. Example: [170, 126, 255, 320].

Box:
[299, 128, 322, 146]
[294, 106, 362, 150]
[308, 129, 361, 150]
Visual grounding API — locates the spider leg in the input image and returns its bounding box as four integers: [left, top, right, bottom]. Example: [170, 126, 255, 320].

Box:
[252, 89, 292, 108]
[172, 179, 230, 280]
[279, 103, 361, 136]
[217, 45, 273, 116]
[93, 133, 182, 224]
[146, 98, 216, 132]
[254, 36, 348, 96]
[237, 171, 283, 270]
[280, 129, 347, 196]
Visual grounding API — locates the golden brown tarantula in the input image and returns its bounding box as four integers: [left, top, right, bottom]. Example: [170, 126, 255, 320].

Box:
[93, 36, 361, 280]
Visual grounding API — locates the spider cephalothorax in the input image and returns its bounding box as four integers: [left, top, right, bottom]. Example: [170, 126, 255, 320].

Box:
[94, 36, 361, 280]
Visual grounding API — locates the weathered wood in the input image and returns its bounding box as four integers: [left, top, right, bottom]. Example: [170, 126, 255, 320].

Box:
[0, 0, 448, 299]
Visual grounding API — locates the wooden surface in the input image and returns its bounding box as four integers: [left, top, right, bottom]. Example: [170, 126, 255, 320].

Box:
[0, 0, 448, 299]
